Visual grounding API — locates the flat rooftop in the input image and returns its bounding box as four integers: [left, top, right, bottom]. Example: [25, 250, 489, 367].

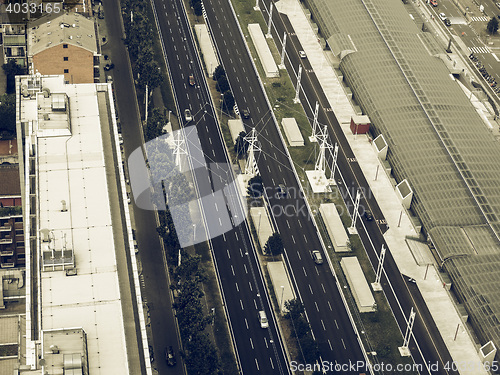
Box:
[18, 74, 128, 374]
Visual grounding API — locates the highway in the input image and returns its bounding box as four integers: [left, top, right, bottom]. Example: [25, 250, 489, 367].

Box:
[149, 0, 290, 373]
[203, 0, 369, 373]
[255, 0, 460, 373]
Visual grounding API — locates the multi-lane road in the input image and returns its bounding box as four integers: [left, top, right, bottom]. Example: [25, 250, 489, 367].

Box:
[149, 0, 290, 373]
[255, 0, 460, 373]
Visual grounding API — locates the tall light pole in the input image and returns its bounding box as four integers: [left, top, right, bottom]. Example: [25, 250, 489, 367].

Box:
[280, 285, 285, 313]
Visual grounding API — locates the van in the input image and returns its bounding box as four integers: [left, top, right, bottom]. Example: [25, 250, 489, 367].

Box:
[258, 310, 268, 328]
[312, 250, 323, 265]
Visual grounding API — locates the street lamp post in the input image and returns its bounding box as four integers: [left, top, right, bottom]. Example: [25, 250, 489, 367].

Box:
[280, 285, 285, 313]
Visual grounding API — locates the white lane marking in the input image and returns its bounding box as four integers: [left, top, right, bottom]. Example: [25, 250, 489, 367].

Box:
[249, 282, 253, 291]
[255, 358, 259, 370]
[341, 338, 346, 349]
[222, 233, 226, 241]
[244, 264, 248, 274]
[315, 301, 319, 312]
[321, 284, 326, 293]
[253, 299, 258, 309]
[215, 202, 219, 211]
[286, 220, 290, 229]
[328, 339, 333, 351]
[321, 319, 326, 330]
[245, 318, 249, 329]
[309, 284, 313, 294]
[226, 248, 230, 258]
[315, 267, 319, 275]
[267, 165, 271, 172]
[264, 337, 268, 348]
[250, 337, 254, 349]
[218, 217, 222, 226]
[235, 232, 239, 240]
[270, 357, 274, 370]
[291, 235, 296, 244]
[298, 220, 302, 228]
[235, 282, 239, 292]
[303, 267, 307, 277]
[334, 320, 339, 329]
[303, 234, 308, 243]
[240, 248, 243, 257]
[297, 251, 301, 260]
[231, 265, 235, 276]
[240, 299, 244, 310]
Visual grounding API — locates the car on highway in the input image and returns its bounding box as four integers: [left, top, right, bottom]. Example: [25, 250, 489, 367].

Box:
[277, 184, 287, 198]
[241, 108, 250, 119]
[189, 74, 195, 86]
[438, 12, 446, 21]
[444, 18, 451, 26]
[165, 346, 176, 366]
[430, 0, 437, 6]
[184, 108, 192, 122]
[312, 250, 323, 264]
[299, 50, 307, 59]
[364, 210, 373, 221]
[258, 310, 269, 328]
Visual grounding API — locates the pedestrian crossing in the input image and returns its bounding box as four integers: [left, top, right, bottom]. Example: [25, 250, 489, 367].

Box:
[468, 46, 492, 54]
[469, 16, 490, 22]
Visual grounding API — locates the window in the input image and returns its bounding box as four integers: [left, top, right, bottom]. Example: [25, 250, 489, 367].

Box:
[63, 44, 68, 48]
[63, 57, 68, 61]
[64, 69, 69, 73]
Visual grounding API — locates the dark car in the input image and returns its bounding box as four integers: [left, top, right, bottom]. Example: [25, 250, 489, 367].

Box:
[444, 18, 451, 26]
[242, 108, 250, 119]
[364, 210, 373, 221]
[104, 63, 114, 71]
[277, 184, 287, 198]
[166, 346, 176, 366]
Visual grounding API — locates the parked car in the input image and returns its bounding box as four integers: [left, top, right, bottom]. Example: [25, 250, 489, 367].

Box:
[299, 50, 307, 59]
[184, 108, 192, 122]
[496, 2, 500, 9]
[165, 346, 176, 366]
[104, 63, 114, 71]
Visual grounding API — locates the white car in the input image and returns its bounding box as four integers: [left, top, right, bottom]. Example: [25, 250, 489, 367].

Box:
[497, 2, 500, 9]
[438, 12, 446, 21]
[184, 109, 192, 122]
[299, 50, 307, 59]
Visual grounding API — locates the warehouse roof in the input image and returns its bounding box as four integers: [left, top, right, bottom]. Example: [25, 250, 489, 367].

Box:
[308, 0, 500, 352]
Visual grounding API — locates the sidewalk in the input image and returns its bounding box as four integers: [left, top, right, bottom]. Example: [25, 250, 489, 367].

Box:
[275, 0, 488, 373]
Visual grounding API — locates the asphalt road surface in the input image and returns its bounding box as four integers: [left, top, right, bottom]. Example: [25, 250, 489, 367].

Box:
[149, 0, 290, 373]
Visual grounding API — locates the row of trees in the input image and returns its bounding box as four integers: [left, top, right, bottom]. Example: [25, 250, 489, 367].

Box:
[122, 0, 163, 91]
[156, 209, 220, 375]
[284, 299, 320, 364]
[213, 65, 235, 112]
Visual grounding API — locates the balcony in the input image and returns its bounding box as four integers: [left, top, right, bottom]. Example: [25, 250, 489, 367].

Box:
[0, 261, 15, 268]
[0, 249, 14, 256]
[0, 238, 13, 244]
[0, 225, 11, 232]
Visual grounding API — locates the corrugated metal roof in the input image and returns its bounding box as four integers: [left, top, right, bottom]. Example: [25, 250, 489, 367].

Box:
[308, 0, 500, 351]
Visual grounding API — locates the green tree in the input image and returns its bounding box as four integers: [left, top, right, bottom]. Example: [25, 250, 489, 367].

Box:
[0, 94, 16, 138]
[193, 1, 203, 16]
[222, 91, 235, 112]
[234, 131, 249, 159]
[213, 65, 225, 81]
[488, 17, 499, 34]
[264, 232, 284, 256]
[247, 175, 263, 198]
[145, 107, 167, 140]
[216, 75, 229, 93]
[185, 333, 220, 375]
[2, 60, 26, 94]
